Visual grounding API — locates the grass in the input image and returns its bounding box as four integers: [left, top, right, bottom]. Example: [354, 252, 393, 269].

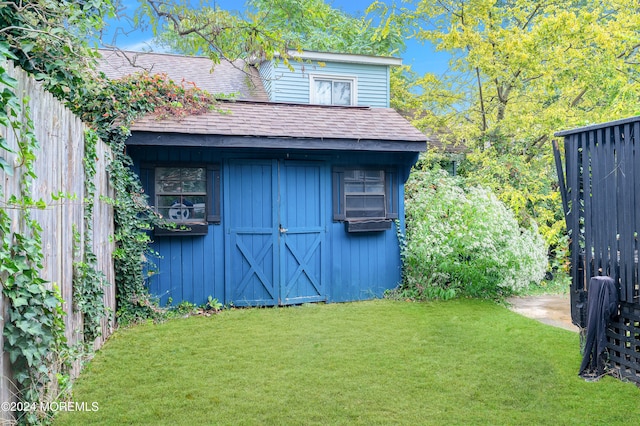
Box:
[55, 299, 640, 425]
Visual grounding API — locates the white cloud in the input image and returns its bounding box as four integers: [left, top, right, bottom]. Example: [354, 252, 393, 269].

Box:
[121, 38, 171, 53]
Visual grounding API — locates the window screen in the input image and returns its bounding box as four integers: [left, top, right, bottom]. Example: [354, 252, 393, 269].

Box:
[333, 167, 398, 225]
[344, 170, 386, 219]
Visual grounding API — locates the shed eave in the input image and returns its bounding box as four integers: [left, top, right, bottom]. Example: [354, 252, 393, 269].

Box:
[285, 50, 403, 66]
[126, 132, 427, 152]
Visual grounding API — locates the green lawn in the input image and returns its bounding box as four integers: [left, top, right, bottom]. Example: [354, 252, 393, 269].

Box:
[55, 299, 640, 425]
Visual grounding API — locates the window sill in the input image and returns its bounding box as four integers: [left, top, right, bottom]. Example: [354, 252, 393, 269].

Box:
[154, 223, 209, 237]
[345, 219, 392, 233]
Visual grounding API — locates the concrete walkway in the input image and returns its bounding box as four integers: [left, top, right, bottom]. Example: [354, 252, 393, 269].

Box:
[507, 294, 578, 332]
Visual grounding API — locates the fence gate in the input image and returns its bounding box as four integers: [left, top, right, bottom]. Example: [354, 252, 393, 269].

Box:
[225, 159, 326, 306]
[555, 117, 640, 384]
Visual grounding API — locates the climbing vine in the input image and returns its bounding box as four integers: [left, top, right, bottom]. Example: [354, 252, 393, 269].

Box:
[70, 71, 219, 325]
[0, 49, 71, 425]
[72, 129, 108, 345]
[1, 2, 221, 421]
[1, 1, 215, 423]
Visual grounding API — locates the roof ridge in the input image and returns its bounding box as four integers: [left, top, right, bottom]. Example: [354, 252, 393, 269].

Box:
[217, 98, 372, 110]
[98, 48, 218, 61]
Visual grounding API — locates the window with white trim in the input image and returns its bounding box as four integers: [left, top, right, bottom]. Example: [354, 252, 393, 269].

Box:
[310, 75, 356, 106]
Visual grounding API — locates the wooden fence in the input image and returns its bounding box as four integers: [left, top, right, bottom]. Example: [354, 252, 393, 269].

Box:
[555, 116, 640, 384]
[0, 61, 116, 422]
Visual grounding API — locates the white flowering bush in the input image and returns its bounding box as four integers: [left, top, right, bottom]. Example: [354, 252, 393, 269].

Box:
[398, 168, 548, 300]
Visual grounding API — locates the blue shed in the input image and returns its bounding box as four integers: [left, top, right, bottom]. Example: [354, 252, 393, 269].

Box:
[98, 49, 427, 307]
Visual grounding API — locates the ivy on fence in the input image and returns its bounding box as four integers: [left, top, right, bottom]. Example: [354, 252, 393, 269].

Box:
[72, 129, 109, 345]
[0, 49, 71, 425]
[70, 72, 219, 326]
[2, 28, 220, 425]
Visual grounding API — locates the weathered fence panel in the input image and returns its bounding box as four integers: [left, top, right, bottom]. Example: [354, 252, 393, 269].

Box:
[0, 61, 115, 421]
[555, 117, 640, 384]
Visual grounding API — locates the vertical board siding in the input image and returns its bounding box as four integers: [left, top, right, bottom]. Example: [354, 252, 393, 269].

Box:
[328, 157, 407, 301]
[131, 146, 413, 308]
[268, 60, 390, 107]
[0, 62, 115, 420]
[559, 116, 640, 384]
[135, 147, 223, 307]
[329, 223, 401, 302]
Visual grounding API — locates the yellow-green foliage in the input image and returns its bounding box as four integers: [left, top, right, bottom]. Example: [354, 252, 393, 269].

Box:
[380, 0, 640, 272]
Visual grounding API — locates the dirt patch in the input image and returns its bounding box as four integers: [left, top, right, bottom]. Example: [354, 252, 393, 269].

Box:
[507, 294, 578, 332]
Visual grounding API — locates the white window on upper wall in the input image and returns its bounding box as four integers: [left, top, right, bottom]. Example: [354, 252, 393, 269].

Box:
[310, 75, 357, 106]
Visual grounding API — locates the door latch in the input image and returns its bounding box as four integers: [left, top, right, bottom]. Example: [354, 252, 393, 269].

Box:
[279, 224, 288, 234]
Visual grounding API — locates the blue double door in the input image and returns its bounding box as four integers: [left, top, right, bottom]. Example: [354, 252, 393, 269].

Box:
[225, 159, 327, 306]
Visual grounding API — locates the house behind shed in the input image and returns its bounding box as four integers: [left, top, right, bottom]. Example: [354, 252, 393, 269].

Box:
[98, 49, 427, 307]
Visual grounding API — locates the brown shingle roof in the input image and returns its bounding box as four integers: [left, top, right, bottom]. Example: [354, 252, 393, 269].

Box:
[98, 49, 427, 150]
[96, 49, 269, 101]
[130, 100, 427, 143]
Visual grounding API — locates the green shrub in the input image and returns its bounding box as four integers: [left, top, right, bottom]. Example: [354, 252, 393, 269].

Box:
[398, 168, 548, 300]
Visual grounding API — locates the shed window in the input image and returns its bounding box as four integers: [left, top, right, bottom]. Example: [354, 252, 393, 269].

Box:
[156, 167, 207, 223]
[142, 164, 221, 236]
[333, 167, 398, 232]
[310, 76, 356, 106]
[344, 170, 386, 219]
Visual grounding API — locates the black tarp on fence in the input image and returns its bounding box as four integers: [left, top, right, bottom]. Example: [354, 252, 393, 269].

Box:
[555, 116, 640, 384]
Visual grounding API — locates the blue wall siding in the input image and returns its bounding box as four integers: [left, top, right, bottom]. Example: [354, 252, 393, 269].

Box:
[132, 147, 226, 307]
[150, 231, 224, 307]
[259, 61, 274, 101]
[129, 146, 416, 307]
[328, 224, 401, 302]
[266, 60, 390, 107]
[326, 152, 410, 301]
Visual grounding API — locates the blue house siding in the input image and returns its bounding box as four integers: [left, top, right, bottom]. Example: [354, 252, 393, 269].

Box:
[150, 232, 225, 307]
[261, 60, 391, 107]
[258, 60, 274, 100]
[129, 146, 416, 307]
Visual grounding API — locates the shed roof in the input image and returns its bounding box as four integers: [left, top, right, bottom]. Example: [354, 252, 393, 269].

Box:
[130, 100, 426, 141]
[97, 49, 427, 152]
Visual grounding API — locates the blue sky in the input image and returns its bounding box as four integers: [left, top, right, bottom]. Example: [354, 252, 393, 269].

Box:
[104, 0, 448, 75]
